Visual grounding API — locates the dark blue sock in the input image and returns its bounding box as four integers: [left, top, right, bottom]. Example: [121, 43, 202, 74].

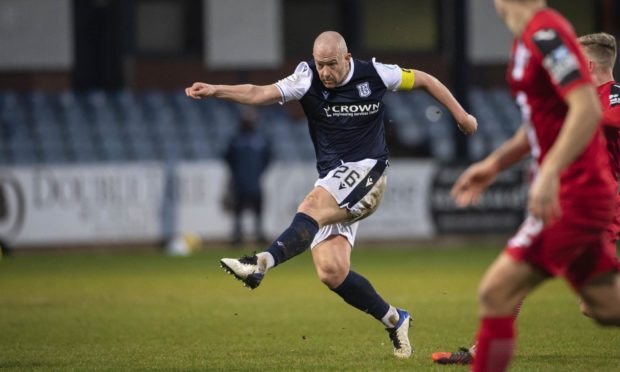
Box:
[266, 212, 319, 266]
[331, 270, 390, 321]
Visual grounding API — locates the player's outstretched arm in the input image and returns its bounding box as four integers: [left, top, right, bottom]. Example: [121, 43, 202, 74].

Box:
[412, 70, 478, 135]
[185, 82, 282, 106]
[451, 126, 530, 207]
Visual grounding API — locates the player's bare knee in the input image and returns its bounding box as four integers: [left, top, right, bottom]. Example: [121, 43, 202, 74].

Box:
[317, 271, 347, 289]
[581, 298, 620, 325]
[592, 311, 620, 326]
[299, 190, 324, 210]
[316, 261, 348, 289]
[477, 286, 498, 309]
[297, 200, 316, 215]
[478, 284, 514, 313]
[580, 272, 620, 324]
[297, 201, 322, 225]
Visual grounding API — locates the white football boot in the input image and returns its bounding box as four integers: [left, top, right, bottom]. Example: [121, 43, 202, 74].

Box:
[386, 309, 412, 358]
[220, 253, 267, 289]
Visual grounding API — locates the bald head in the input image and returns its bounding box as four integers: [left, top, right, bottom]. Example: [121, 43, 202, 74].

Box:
[312, 31, 352, 89]
[313, 31, 348, 56]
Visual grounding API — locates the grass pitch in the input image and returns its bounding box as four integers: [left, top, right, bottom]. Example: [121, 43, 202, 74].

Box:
[0, 243, 618, 371]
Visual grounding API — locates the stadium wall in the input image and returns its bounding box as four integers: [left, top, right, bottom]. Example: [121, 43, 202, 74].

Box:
[0, 160, 526, 249]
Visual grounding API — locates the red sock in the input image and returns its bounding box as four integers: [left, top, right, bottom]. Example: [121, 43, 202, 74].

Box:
[471, 316, 515, 372]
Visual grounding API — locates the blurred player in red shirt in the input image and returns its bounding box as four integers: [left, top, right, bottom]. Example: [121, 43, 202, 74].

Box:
[432, 31, 620, 367]
[443, 1, 620, 371]
[579, 32, 620, 273]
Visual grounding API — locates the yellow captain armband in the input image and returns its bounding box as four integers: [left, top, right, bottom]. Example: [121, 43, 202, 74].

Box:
[398, 68, 415, 91]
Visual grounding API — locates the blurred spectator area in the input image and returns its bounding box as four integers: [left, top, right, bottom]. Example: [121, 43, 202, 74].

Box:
[0, 88, 520, 165]
[0, 0, 608, 166]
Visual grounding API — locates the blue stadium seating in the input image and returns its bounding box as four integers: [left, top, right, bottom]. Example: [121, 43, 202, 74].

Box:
[0, 88, 520, 165]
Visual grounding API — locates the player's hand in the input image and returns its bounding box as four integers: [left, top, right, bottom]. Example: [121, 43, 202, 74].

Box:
[185, 82, 216, 99]
[450, 160, 498, 207]
[457, 114, 478, 135]
[527, 170, 561, 225]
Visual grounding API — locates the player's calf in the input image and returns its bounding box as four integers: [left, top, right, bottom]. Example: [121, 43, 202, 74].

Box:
[265, 212, 319, 265]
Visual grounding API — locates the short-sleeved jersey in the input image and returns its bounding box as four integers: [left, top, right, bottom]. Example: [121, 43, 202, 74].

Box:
[507, 8, 615, 228]
[598, 81, 620, 181]
[275, 58, 414, 177]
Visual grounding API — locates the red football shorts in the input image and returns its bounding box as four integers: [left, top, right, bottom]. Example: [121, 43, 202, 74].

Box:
[505, 215, 619, 292]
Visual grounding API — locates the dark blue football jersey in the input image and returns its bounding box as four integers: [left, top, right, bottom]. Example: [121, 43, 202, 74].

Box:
[276, 58, 412, 177]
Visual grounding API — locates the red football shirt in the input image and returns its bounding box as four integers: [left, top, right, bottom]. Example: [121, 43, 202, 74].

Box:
[507, 8, 615, 228]
[598, 81, 620, 180]
[599, 81, 620, 240]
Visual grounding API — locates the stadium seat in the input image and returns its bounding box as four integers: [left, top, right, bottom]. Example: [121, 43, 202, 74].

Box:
[130, 137, 157, 161]
[0, 88, 528, 165]
[69, 138, 99, 163]
[7, 135, 37, 164]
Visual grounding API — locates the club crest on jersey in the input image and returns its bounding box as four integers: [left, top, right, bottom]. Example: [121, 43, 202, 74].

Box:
[356, 82, 372, 98]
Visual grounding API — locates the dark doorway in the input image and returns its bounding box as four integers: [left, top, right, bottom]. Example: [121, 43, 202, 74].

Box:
[73, 0, 131, 90]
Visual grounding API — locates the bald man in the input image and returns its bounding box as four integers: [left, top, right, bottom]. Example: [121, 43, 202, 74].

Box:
[186, 31, 477, 358]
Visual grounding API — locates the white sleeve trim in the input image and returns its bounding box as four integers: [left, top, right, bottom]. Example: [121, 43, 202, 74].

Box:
[274, 61, 313, 104]
[372, 58, 402, 92]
